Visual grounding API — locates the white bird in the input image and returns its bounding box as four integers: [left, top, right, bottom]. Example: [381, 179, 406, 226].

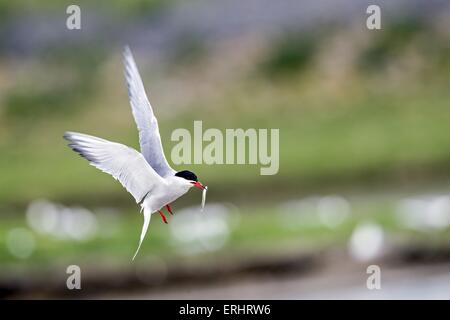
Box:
[64, 46, 206, 260]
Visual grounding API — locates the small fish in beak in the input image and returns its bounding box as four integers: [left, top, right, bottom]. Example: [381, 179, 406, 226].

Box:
[190, 181, 207, 211]
[201, 185, 208, 211]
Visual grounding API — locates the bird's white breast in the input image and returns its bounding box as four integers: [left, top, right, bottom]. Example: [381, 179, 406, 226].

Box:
[141, 178, 190, 213]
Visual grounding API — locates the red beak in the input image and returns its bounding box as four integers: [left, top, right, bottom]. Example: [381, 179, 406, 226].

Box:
[191, 181, 205, 190]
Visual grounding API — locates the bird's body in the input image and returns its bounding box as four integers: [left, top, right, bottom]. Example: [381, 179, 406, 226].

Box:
[141, 175, 192, 213]
[64, 46, 205, 260]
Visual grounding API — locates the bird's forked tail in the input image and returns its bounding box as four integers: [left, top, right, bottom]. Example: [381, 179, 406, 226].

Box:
[132, 206, 152, 260]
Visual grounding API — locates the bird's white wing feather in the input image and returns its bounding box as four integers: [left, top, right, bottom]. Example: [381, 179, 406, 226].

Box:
[64, 131, 164, 203]
[123, 46, 176, 178]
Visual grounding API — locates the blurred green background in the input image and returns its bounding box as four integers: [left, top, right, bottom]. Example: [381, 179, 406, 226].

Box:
[1, 0, 450, 299]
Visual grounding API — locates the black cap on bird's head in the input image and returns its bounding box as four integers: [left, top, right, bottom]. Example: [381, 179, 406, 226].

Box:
[175, 170, 205, 190]
[175, 170, 198, 181]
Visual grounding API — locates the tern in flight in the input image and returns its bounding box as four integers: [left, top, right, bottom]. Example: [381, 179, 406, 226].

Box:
[64, 46, 206, 260]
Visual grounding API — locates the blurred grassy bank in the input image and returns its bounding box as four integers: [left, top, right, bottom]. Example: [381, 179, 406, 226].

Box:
[1, 17, 450, 206]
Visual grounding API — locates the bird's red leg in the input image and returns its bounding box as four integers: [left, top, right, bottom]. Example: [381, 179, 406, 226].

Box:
[166, 204, 173, 215]
[159, 210, 168, 224]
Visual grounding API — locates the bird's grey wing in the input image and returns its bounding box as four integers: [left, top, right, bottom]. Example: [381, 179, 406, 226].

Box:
[123, 46, 176, 178]
[64, 131, 164, 203]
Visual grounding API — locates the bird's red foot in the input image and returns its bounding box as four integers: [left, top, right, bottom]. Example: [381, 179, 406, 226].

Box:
[166, 204, 173, 215]
[159, 210, 168, 224]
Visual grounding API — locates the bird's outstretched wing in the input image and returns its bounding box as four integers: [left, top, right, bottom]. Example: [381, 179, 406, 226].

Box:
[64, 131, 164, 203]
[123, 46, 176, 178]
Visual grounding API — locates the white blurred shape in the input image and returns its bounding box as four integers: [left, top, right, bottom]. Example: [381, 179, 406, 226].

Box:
[396, 195, 450, 231]
[62, 207, 98, 241]
[349, 222, 384, 262]
[6, 228, 35, 259]
[396, 198, 428, 230]
[426, 196, 450, 229]
[278, 197, 321, 228]
[26, 199, 59, 234]
[26, 198, 98, 241]
[279, 195, 350, 229]
[169, 203, 230, 255]
[317, 196, 350, 229]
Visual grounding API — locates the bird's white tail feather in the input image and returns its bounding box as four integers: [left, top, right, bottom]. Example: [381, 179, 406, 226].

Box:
[132, 206, 152, 260]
